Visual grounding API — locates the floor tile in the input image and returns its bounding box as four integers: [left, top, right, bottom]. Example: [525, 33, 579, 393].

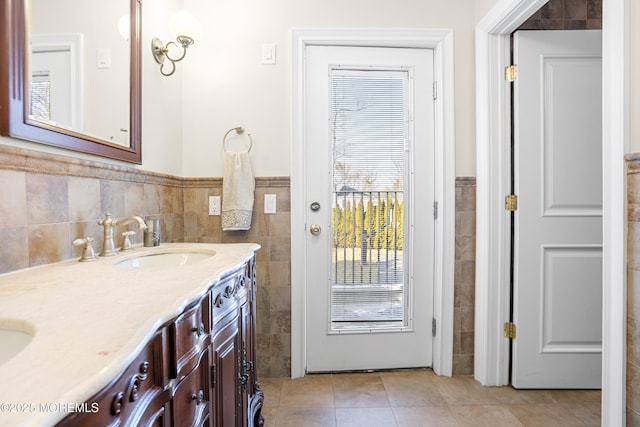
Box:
[278, 374, 334, 407]
[562, 401, 601, 426]
[431, 375, 500, 406]
[332, 372, 391, 407]
[273, 407, 336, 427]
[262, 370, 602, 426]
[335, 407, 397, 427]
[261, 378, 284, 407]
[393, 406, 459, 426]
[449, 405, 525, 426]
[486, 386, 556, 404]
[506, 403, 588, 426]
[260, 406, 277, 427]
[380, 370, 447, 407]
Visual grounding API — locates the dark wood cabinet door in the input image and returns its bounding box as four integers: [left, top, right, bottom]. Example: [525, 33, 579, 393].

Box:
[211, 315, 241, 427]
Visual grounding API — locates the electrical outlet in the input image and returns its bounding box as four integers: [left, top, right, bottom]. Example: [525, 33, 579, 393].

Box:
[264, 194, 276, 214]
[209, 196, 221, 216]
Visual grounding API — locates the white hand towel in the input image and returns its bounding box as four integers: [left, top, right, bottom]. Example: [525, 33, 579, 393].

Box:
[222, 150, 255, 230]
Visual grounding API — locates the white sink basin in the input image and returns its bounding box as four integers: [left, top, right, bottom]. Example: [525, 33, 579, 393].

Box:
[0, 325, 34, 366]
[114, 251, 215, 268]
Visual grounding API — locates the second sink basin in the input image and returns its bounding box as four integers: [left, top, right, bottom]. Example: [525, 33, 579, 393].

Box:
[114, 251, 215, 268]
[0, 322, 34, 367]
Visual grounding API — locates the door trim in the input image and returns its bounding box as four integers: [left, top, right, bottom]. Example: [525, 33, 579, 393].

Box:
[291, 28, 456, 378]
[474, 0, 628, 425]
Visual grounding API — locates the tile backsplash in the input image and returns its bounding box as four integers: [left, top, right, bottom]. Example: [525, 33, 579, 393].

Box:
[0, 144, 476, 377]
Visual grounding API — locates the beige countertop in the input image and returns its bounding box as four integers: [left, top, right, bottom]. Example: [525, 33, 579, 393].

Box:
[0, 243, 259, 427]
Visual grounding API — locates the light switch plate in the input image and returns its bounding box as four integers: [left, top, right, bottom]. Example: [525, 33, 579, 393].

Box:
[209, 196, 221, 216]
[261, 43, 276, 65]
[264, 194, 276, 214]
[96, 48, 111, 69]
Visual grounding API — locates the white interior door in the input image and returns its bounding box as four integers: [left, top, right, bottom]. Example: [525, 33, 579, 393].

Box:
[512, 30, 602, 389]
[304, 45, 435, 372]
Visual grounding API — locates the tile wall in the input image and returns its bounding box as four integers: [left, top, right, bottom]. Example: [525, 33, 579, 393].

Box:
[453, 177, 476, 375]
[0, 144, 477, 378]
[627, 154, 640, 424]
[519, 0, 602, 30]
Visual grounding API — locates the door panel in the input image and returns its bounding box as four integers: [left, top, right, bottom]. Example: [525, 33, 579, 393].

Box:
[512, 30, 602, 389]
[304, 45, 435, 372]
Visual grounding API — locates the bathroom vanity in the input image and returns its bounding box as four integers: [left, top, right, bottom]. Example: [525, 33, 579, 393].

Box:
[0, 243, 262, 427]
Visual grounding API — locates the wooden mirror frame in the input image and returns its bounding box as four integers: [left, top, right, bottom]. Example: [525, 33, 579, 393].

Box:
[0, 0, 142, 164]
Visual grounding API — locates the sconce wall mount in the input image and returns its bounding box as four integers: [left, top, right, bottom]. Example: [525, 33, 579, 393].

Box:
[151, 36, 194, 77]
[151, 11, 202, 77]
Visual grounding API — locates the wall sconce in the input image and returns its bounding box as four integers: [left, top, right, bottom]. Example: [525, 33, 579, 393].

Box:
[151, 11, 202, 77]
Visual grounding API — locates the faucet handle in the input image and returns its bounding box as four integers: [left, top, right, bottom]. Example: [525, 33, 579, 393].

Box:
[121, 231, 136, 252]
[73, 237, 98, 262]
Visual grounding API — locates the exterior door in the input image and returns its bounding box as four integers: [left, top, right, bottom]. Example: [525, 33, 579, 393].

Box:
[304, 45, 435, 372]
[512, 30, 603, 389]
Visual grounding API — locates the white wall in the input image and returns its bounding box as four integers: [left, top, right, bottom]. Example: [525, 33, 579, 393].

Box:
[181, 0, 477, 177]
[474, 0, 502, 23]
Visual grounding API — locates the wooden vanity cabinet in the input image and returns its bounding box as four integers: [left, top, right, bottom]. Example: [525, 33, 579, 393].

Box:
[56, 256, 262, 427]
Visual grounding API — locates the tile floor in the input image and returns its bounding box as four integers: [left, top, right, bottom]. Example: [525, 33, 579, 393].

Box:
[259, 369, 601, 426]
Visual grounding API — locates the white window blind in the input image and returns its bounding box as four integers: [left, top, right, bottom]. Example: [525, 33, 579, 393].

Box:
[329, 68, 410, 326]
[30, 71, 52, 122]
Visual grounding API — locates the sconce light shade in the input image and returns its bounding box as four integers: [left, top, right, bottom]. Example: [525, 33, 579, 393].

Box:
[118, 14, 130, 41]
[151, 10, 202, 77]
[169, 11, 203, 42]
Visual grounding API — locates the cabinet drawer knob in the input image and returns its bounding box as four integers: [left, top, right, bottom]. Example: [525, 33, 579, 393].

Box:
[191, 322, 205, 337]
[191, 389, 204, 405]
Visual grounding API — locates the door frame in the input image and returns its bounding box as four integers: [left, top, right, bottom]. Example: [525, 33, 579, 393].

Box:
[291, 28, 456, 378]
[474, 0, 629, 425]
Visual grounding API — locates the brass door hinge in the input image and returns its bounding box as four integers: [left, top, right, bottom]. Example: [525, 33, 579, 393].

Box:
[505, 194, 518, 212]
[505, 65, 517, 82]
[504, 322, 517, 339]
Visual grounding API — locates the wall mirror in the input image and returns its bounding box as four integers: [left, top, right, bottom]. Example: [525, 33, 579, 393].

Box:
[0, 0, 142, 164]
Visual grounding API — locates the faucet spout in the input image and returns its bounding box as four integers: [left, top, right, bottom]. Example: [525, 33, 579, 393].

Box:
[98, 213, 147, 257]
[116, 215, 147, 230]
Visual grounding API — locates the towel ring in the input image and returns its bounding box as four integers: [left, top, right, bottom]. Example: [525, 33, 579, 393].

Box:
[223, 126, 253, 152]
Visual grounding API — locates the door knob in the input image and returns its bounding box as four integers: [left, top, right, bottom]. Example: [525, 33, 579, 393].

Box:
[310, 224, 321, 235]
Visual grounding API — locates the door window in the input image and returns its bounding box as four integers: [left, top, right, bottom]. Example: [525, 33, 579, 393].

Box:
[330, 69, 410, 331]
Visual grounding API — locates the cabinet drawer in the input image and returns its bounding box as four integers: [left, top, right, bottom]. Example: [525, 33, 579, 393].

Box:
[171, 295, 210, 380]
[172, 349, 210, 427]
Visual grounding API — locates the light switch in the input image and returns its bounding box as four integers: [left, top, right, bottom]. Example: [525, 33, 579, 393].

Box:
[96, 48, 111, 69]
[264, 194, 276, 214]
[261, 44, 276, 65]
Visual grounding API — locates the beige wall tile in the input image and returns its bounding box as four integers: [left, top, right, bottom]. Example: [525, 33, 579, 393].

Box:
[0, 227, 29, 273]
[0, 170, 27, 228]
[27, 174, 69, 224]
[68, 177, 101, 222]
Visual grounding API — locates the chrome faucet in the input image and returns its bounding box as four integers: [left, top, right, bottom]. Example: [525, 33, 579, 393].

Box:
[98, 213, 147, 256]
